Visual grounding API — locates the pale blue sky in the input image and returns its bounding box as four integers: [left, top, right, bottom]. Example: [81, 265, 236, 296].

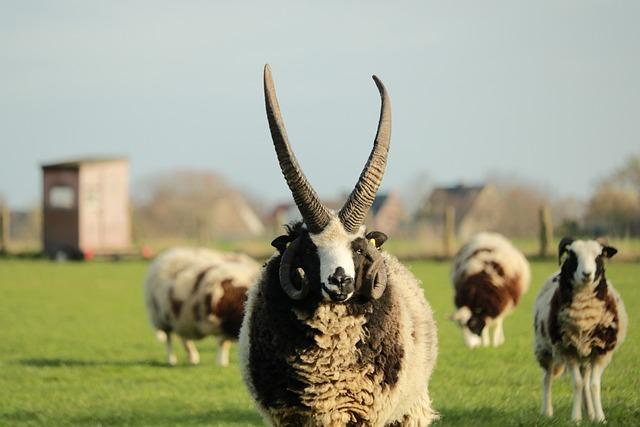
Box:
[1, 1, 638, 208]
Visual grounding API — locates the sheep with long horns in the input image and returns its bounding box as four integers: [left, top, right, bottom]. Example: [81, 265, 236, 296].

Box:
[239, 65, 438, 426]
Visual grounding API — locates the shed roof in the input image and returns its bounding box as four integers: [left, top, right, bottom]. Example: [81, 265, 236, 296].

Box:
[42, 156, 128, 170]
[370, 194, 389, 216]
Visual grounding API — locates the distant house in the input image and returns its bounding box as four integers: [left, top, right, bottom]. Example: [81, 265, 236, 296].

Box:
[366, 192, 407, 235]
[42, 157, 131, 259]
[417, 184, 500, 241]
[268, 203, 302, 234]
[8, 209, 40, 243]
[208, 191, 265, 239]
[267, 199, 343, 235]
[267, 192, 406, 236]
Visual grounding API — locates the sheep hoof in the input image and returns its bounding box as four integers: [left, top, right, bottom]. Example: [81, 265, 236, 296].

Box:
[168, 355, 177, 366]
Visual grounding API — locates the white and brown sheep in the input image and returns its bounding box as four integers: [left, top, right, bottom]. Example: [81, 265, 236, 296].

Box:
[238, 65, 438, 426]
[533, 237, 627, 422]
[450, 232, 530, 348]
[143, 247, 260, 366]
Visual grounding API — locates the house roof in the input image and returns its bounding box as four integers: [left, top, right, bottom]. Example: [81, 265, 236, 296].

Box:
[370, 194, 389, 216]
[42, 156, 128, 170]
[423, 184, 487, 222]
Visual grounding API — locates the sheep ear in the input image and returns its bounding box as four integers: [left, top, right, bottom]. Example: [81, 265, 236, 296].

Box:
[558, 237, 575, 265]
[602, 245, 617, 259]
[271, 235, 291, 254]
[365, 231, 388, 249]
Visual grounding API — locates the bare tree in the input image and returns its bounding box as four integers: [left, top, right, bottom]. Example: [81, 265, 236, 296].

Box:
[608, 154, 640, 193]
[132, 169, 266, 242]
[584, 155, 640, 237]
[133, 170, 228, 241]
[585, 184, 640, 236]
[487, 173, 550, 238]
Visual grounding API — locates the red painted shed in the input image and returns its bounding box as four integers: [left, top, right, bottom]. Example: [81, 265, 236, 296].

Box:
[42, 157, 131, 259]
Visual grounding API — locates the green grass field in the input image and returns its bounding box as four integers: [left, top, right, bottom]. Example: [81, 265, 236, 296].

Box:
[1, 259, 638, 426]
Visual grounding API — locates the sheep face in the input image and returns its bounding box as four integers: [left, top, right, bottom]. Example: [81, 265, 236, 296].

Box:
[559, 238, 617, 291]
[451, 306, 484, 348]
[272, 220, 388, 303]
[311, 217, 361, 302]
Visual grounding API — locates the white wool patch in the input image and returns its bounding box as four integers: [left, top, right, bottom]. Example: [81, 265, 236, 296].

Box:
[452, 306, 472, 325]
[462, 327, 482, 348]
[310, 216, 364, 301]
[452, 232, 530, 294]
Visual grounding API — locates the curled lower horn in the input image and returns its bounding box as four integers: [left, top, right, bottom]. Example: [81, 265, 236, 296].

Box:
[339, 75, 392, 233]
[278, 237, 309, 300]
[558, 236, 575, 265]
[362, 245, 387, 300]
[264, 64, 331, 234]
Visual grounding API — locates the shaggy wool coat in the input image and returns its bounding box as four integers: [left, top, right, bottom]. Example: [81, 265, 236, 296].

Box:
[239, 252, 438, 427]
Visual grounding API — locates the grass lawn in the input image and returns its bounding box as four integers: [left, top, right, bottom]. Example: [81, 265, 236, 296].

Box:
[0, 259, 638, 426]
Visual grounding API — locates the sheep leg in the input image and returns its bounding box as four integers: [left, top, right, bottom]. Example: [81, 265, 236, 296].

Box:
[165, 332, 177, 366]
[541, 369, 553, 417]
[581, 365, 595, 421]
[155, 329, 168, 342]
[181, 338, 200, 365]
[591, 358, 608, 422]
[492, 318, 505, 347]
[569, 362, 584, 422]
[481, 326, 490, 347]
[217, 337, 231, 366]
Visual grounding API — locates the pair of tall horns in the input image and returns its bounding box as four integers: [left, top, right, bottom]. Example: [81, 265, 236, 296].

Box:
[264, 64, 391, 234]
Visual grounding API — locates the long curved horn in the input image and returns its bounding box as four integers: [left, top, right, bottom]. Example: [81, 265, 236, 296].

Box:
[264, 64, 331, 233]
[338, 75, 391, 233]
[278, 237, 310, 300]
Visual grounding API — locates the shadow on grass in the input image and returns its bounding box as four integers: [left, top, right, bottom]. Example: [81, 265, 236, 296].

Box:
[69, 408, 262, 426]
[433, 406, 558, 427]
[434, 406, 509, 426]
[433, 405, 639, 427]
[0, 410, 42, 424]
[1, 408, 262, 426]
[16, 357, 182, 368]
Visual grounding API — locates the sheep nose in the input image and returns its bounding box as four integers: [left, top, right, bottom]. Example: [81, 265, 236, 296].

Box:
[328, 268, 354, 287]
[582, 271, 593, 280]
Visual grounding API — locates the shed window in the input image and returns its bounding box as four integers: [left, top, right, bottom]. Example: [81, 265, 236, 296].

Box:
[49, 185, 75, 209]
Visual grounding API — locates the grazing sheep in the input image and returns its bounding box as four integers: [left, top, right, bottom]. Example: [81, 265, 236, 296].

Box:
[144, 247, 260, 366]
[533, 237, 628, 422]
[239, 65, 438, 426]
[450, 232, 530, 348]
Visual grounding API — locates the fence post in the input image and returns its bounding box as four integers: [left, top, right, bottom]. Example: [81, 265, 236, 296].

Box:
[539, 205, 553, 258]
[443, 206, 455, 258]
[0, 203, 9, 253]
